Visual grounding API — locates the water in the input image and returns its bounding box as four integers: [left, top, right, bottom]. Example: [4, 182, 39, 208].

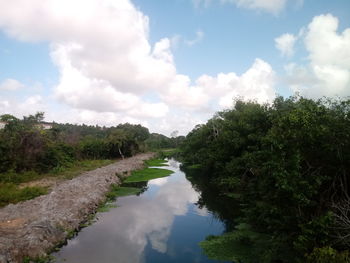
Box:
[52, 159, 228, 263]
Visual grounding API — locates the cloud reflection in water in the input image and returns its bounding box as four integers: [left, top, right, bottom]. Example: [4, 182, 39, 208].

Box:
[53, 164, 202, 263]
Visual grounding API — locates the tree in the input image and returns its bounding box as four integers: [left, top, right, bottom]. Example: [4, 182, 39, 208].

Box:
[180, 96, 350, 262]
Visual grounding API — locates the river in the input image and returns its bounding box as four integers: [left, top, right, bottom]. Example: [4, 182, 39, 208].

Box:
[51, 159, 229, 263]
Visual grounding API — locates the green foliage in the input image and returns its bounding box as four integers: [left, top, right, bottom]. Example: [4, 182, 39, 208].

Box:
[0, 183, 47, 207]
[0, 112, 151, 186]
[50, 159, 114, 180]
[306, 247, 350, 263]
[189, 163, 202, 168]
[124, 168, 173, 183]
[158, 148, 182, 159]
[145, 133, 184, 150]
[0, 170, 40, 184]
[97, 203, 118, 212]
[80, 137, 109, 159]
[200, 223, 269, 263]
[145, 159, 168, 167]
[23, 255, 53, 263]
[105, 185, 142, 200]
[181, 96, 350, 262]
[38, 143, 76, 172]
[98, 185, 145, 212]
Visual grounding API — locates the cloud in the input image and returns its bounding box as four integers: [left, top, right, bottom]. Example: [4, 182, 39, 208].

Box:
[148, 177, 169, 186]
[275, 33, 296, 57]
[161, 74, 210, 110]
[0, 78, 24, 91]
[87, 170, 199, 262]
[0, 94, 47, 118]
[0, 0, 278, 136]
[0, 0, 175, 95]
[194, 0, 291, 14]
[55, 166, 203, 263]
[0, 0, 207, 118]
[196, 58, 276, 108]
[185, 30, 204, 46]
[283, 14, 350, 98]
[222, 0, 288, 15]
[193, 0, 212, 9]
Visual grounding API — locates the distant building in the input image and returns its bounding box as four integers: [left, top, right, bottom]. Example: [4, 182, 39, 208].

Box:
[0, 121, 7, 129]
[40, 122, 53, 130]
[35, 122, 53, 130]
[0, 121, 53, 130]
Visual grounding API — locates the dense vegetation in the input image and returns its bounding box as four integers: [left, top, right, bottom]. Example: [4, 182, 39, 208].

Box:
[0, 112, 151, 175]
[124, 167, 172, 183]
[180, 96, 350, 262]
[145, 132, 185, 150]
[0, 112, 158, 206]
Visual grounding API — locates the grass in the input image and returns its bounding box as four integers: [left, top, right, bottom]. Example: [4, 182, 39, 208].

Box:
[0, 183, 48, 207]
[0, 159, 115, 184]
[0, 159, 115, 207]
[50, 159, 115, 180]
[97, 203, 118, 212]
[187, 164, 202, 169]
[0, 170, 42, 184]
[159, 148, 181, 158]
[124, 168, 173, 183]
[97, 185, 144, 212]
[106, 185, 143, 200]
[23, 255, 54, 263]
[145, 159, 168, 167]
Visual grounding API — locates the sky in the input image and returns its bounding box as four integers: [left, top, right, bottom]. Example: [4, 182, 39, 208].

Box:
[0, 0, 349, 136]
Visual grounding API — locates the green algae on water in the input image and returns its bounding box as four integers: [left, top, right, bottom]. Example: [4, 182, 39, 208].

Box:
[124, 168, 173, 183]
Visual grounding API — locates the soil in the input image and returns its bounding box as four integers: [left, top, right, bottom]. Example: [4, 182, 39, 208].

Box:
[0, 153, 155, 263]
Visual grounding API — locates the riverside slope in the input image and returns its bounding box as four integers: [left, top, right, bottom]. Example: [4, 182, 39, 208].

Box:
[0, 153, 155, 263]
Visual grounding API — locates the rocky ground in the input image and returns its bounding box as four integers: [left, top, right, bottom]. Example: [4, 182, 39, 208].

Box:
[0, 153, 155, 263]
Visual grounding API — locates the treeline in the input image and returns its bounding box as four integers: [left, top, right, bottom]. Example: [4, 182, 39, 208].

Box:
[0, 112, 178, 180]
[180, 96, 350, 262]
[145, 132, 185, 150]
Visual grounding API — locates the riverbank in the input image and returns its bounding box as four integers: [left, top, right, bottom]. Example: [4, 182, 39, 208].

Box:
[0, 153, 155, 263]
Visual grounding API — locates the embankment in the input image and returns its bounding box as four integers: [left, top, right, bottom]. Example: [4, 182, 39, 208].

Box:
[0, 153, 155, 263]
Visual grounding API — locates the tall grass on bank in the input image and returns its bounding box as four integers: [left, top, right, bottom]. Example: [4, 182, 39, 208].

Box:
[0, 159, 114, 207]
[0, 183, 47, 207]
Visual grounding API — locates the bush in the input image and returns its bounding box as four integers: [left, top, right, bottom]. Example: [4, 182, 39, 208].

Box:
[306, 247, 350, 263]
[37, 143, 76, 172]
[0, 183, 47, 207]
[180, 96, 350, 261]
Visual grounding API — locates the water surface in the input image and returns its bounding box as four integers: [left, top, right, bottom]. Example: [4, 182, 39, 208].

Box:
[52, 160, 228, 263]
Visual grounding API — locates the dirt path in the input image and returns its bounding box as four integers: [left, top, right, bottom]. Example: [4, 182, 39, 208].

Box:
[0, 153, 155, 263]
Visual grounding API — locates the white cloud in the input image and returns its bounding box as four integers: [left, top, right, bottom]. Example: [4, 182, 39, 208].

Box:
[185, 30, 204, 46]
[275, 33, 296, 57]
[222, 0, 288, 15]
[59, 167, 200, 262]
[161, 74, 210, 110]
[148, 177, 169, 186]
[0, 0, 204, 119]
[193, 0, 212, 9]
[306, 14, 350, 69]
[196, 59, 276, 108]
[283, 14, 350, 98]
[194, 0, 291, 14]
[0, 78, 24, 91]
[0, 95, 47, 118]
[0, 0, 278, 136]
[0, 0, 176, 93]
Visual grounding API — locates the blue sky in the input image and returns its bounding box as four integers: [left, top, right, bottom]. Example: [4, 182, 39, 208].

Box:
[0, 0, 349, 135]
